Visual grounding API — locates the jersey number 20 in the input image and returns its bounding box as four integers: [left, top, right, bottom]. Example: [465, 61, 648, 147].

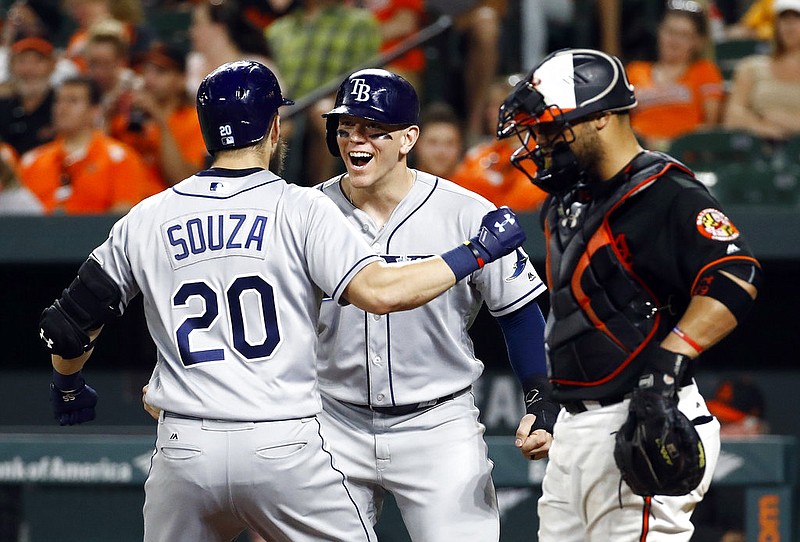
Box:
[173, 275, 280, 366]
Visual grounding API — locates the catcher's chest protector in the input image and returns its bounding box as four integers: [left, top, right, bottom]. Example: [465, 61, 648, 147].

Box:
[544, 153, 692, 389]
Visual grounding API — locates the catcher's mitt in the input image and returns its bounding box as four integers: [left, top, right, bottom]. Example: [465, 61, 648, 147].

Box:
[613, 389, 706, 496]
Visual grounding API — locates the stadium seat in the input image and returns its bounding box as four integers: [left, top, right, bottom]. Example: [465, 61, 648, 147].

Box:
[711, 162, 800, 207]
[714, 38, 770, 82]
[145, 5, 192, 49]
[668, 129, 770, 174]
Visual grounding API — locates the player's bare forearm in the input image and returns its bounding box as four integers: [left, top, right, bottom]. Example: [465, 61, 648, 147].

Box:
[660, 276, 757, 357]
[344, 258, 456, 314]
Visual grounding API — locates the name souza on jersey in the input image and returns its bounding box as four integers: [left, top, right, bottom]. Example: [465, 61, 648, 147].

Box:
[161, 210, 271, 268]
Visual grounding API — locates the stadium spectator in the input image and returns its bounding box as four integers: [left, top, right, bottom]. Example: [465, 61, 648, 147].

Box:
[62, 0, 154, 71]
[453, 1, 506, 142]
[626, 1, 724, 150]
[0, 38, 57, 155]
[0, 0, 78, 86]
[0, 144, 43, 215]
[450, 77, 546, 211]
[185, 0, 279, 96]
[725, 0, 776, 40]
[265, 0, 381, 184]
[20, 76, 156, 214]
[412, 102, 464, 179]
[83, 20, 140, 129]
[519, 0, 575, 68]
[723, 0, 800, 140]
[360, 0, 426, 93]
[109, 43, 208, 188]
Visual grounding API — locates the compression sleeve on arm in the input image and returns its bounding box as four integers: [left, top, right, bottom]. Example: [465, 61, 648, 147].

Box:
[495, 300, 547, 386]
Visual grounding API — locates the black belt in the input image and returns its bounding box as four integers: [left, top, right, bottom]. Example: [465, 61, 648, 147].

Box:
[562, 395, 628, 415]
[345, 386, 471, 416]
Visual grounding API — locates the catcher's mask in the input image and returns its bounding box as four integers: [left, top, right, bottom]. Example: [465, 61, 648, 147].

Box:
[497, 48, 637, 195]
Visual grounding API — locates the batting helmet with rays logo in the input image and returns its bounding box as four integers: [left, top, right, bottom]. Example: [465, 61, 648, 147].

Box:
[197, 61, 294, 153]
[322, 68, 419, 157]
[497, 48, 637, 194]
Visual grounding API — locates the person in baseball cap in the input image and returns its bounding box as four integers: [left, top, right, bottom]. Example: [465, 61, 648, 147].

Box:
[774, 0, 800, 15]
[10, 36, 54, 57]
[107, 41, 205, 189]
[706, 376, 770, 436]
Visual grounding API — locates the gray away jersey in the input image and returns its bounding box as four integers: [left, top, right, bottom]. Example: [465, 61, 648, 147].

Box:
[316, 170, 547, 406]
[90, 168, 382, 421]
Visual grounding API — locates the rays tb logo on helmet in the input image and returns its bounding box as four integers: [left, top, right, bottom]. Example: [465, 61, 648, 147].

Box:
[350, 79, 372, 102]
[197, 61, 294, 153]
[497, 48, 637, 194]
[323, 69, 419, 157]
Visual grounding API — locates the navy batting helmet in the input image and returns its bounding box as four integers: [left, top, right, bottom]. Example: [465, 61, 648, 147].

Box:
[197, 61, 294, 153]
[496, 49, 637, 194]
[322, 68, 419, 157]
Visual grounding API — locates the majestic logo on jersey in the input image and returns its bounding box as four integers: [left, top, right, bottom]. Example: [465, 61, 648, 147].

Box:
[162, 209, 271, 269]
[695, 208, 740, 241]
[350, 79, 371, 102]
[493, 212, 516, 232]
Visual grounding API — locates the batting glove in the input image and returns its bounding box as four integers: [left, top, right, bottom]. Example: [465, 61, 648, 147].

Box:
[50, 369, 97, 426]
[442, 207, 527, 281]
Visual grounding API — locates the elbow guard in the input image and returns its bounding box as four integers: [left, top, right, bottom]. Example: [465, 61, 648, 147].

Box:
[39, 259, 122, 358]
[694, 263, 762, 323]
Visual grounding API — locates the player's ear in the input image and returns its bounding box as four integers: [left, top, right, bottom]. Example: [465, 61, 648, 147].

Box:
[270, 114, 281, 144]
[399, 125, 420, 157]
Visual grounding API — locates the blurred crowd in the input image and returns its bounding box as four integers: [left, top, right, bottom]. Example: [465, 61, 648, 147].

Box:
[0, 0, 798, 216]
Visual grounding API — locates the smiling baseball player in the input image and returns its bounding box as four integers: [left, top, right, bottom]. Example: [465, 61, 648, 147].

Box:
[37, 61, 527, 542]
[314, 69, 555, 541]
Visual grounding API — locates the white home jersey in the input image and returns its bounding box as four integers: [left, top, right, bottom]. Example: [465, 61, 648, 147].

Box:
[316, 170, 547, 406]
[91, 168, 382, 421]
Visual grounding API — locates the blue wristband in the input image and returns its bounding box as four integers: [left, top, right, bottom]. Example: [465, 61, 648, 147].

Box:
[52, 369, 84, 392]
[441, 243, 480, 281]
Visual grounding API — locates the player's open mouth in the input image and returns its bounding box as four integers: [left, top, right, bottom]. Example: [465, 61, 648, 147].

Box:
[349, 151, 373, 168]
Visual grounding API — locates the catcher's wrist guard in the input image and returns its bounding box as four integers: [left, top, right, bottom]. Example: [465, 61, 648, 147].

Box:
[636, 345, 690, 398]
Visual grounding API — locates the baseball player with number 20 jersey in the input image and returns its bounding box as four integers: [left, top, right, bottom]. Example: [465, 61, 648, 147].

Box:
[314, 69, 557, 541]
[37, 62, 527, 542]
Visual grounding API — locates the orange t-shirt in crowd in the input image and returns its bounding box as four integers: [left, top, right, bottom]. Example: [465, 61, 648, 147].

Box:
[109, 105, 208, 188]
[627, 59, 724, 141]
[450, 139, 546, 212]
[20, 130, 159, 214]
[363, 0, 426, 72]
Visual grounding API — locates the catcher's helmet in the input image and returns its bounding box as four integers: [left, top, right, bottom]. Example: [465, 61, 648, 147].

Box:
[197, 60, 294, 153]
[497, 49, 637, 194]
[322, 68, 419, 157]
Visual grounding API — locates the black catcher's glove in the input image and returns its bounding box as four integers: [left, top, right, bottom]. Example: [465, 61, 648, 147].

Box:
[613, 347, 706, 496]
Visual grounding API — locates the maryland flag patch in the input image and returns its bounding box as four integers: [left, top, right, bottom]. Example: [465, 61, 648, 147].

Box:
[696, 208, 740, 241]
